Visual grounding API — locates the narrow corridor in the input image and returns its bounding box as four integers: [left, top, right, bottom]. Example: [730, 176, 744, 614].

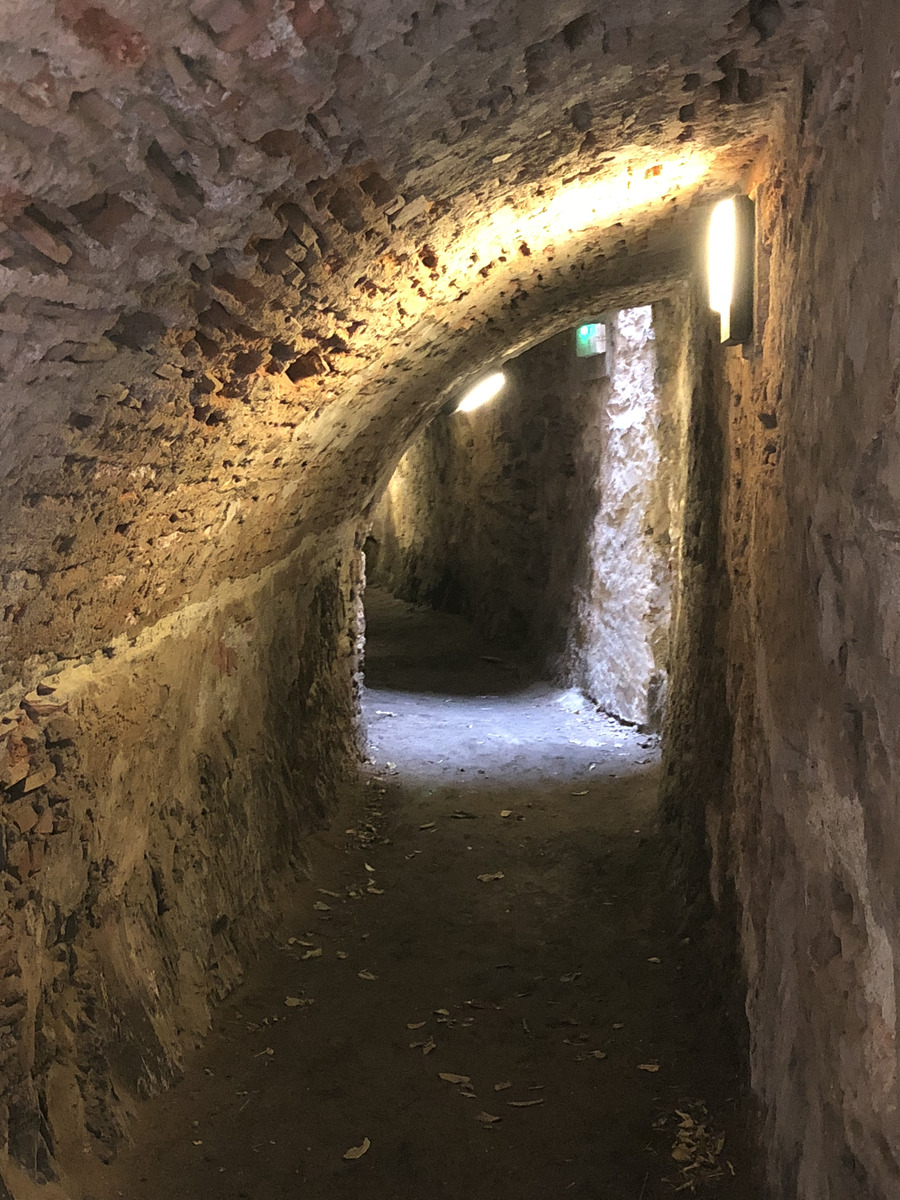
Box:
[80, 593, 754, 1200]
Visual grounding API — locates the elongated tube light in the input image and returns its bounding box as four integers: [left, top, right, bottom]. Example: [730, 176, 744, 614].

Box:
[455, 371, 507, 413]
[707, 195, 754, 344]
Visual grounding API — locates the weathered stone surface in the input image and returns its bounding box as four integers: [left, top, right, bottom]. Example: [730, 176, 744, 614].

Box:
[662, 5, 900, 1194]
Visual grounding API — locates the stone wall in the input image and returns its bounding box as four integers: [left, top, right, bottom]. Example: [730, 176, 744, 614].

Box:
[662, 4, 900, 1193]
[368, 311, 685, 726]
[564, 307, 689, 726]
[0, 530, 362, 1192]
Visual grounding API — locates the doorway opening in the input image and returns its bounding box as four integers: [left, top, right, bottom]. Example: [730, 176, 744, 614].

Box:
[364, 304, 680, 731]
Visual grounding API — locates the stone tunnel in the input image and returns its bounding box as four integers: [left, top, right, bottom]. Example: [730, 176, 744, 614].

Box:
[0, 0, 898, 1196]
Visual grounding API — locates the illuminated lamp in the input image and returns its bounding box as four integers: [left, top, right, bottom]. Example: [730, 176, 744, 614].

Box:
[575, 322, 607, 358]
[455, 371, 507, 414]
[707, 195, 754, 344]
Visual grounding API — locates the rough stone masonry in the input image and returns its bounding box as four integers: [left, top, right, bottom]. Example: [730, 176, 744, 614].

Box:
[6, 1, 900, 1199]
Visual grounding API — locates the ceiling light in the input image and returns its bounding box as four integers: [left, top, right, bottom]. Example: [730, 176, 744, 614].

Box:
[455, 371, 507, 413]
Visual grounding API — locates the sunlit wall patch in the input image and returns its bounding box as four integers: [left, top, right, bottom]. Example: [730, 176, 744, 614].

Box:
[707, 195, 755, 344]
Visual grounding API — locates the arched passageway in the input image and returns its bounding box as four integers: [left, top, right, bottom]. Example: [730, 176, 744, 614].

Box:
[2, 1, 900, 1198]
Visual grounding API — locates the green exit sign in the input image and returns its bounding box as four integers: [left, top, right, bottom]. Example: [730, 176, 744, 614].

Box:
[575, 322, 606, 357]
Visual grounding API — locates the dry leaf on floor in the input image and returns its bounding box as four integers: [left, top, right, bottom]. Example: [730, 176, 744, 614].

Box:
[343, 1138, 371, 1160]
[571, 790, 589, 796]
[560, 971, 581, 983]
[301, 948, 323, 960]
[588, 1050, 607, 1059]
[318, 889, 341, 898]
[434, 1008, 450, 1016]
[422, 1039, 437, 1055]
[313, 901, 330, 912]
[612, 1022, 625, 1029]
[477, 872, 504, 882]
[500, 809, 513, 818]
[336, 951, 348, 960]
[407, 1021, 426, 1030]
[364, 863, 375, 872]
[666, 1102, 729, 1191]
[494, 1081, 512, 1091]
[357, 970, 378, 981]
[419, 821, 436, 830]
[367, 886, 385, 894]
[284, 996, 313, 1008]
[477, 1112, 502, 1125]
[638, 1062, 660, 1072]
[508, 1099, 544, 1107]
[647, 956, 661, 964]
[451, 810, 476, 819]
[438, 1073, 471, 1085]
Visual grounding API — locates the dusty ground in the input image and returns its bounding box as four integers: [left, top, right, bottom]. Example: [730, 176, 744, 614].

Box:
[77, 589, 757, 1200]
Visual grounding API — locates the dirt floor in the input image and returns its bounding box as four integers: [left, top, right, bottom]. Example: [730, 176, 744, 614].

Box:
[77, 589, 758, 1200]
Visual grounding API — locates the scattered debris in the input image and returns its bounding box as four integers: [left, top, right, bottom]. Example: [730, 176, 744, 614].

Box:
[508, 1099, 544, 1107]
[343, 1137, 371, 1160]
[420, 821, 437, 830]
[313, 901, 330, 912]
[661, 1103, 730, 1192]
[357, 970, 378, 981]
[477, 1112, 502, 1125]
[477, 871, 504, 882]
[500, 809, 513, 818]
[638, 1062, 660, 1073]
[494, 1081, 512, 1091]
[284, 996, 313, 1008]
[438, 1073, 471, 1085]
[301, 948, 323, 960]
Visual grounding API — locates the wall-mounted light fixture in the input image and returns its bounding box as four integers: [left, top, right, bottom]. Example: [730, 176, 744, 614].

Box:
[455, 371, 507, 413]
[575, 322, 607, 358]
[707, 195, 754, 344]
